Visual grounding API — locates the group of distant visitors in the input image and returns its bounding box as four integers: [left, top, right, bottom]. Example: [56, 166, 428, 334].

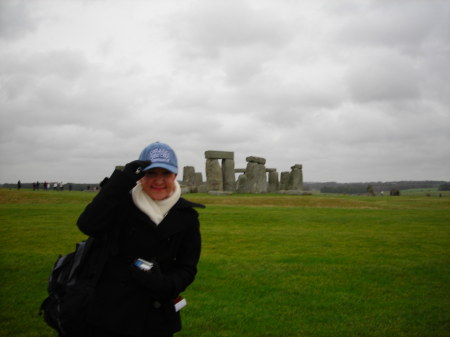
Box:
[17, 180, 72, 191]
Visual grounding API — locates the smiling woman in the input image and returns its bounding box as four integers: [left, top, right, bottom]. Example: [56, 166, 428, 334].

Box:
[72, 141, 205, 337]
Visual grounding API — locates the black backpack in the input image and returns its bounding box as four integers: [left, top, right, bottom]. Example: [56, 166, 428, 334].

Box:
[39, 236, 108, 337]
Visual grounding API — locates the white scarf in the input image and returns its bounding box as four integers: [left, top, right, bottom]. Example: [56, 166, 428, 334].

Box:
[131, 180, 181, 225]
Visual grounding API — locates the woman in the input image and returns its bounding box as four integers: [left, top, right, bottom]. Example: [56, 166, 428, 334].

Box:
[77, 142, 204, 337]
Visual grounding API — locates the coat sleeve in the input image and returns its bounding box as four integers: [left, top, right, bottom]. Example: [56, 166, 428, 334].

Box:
[77, 169, 137, 236]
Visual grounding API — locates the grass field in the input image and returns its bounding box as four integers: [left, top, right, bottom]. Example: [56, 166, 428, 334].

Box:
[0, 189, 449, 337]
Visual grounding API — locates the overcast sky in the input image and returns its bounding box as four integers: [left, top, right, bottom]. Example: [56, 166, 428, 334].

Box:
[1, 0, 449, 184]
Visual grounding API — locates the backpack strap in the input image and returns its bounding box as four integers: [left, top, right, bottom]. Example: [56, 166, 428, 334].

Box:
[67, 238, 95, 284]
[66, 235, 110, 287]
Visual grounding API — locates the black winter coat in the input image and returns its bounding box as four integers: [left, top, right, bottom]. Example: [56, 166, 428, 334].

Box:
[77, 170, 204, 336]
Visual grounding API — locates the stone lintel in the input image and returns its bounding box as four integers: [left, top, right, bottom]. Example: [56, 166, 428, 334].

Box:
[205, 150, 234, 160]
[291, 164, 303, 170]
[235, 168, 246, 173]
[266, 168, 277, 172]
[246, 156, 266, 164]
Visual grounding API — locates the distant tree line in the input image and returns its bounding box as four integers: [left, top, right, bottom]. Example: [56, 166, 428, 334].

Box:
[304, 181, 449, 195]
[439, 183, 450, 191]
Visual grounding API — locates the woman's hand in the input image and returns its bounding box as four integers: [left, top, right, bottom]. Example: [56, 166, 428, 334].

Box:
[123, 160, 151, 181]
[129, 260, 164, 291]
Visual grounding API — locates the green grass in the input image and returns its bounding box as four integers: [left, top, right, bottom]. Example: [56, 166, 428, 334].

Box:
[400, 188, 450, 197]
[0, 189, 449, 337]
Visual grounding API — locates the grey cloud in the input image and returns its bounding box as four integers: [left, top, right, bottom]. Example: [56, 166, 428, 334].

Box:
[0, 0, 37, 39]
[0, 50, 89, 100]
[347, 50, 421, 103]
[1, 49, 162, 130]
[170, 0, 292, 58]
[232, 70, 346, 122]
[330, 0, 449, 54]
[221, 47, 268, 85]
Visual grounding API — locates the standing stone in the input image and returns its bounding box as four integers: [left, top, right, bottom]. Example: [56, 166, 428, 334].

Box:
[287, 164, 303, 190]
[297, 165, 303, 190]
[222, 159, 236, 192]
[194, 172, 203, 186]
[182, 166, 196, 186]
[243, 156, 267, 193]
[280, 172, 290, 190]
[236, 174, 249, 193]
[245, 162, 259, 192]
[205, 159, 223, 191]
[267, 169, 279, 192]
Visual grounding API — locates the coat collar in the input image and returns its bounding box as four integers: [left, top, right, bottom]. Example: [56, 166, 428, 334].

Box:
[175, 197, 205, 209]
[153, 198, 203, 238]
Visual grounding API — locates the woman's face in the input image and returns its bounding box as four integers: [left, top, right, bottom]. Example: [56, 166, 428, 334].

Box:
[140, 168, 177, 200]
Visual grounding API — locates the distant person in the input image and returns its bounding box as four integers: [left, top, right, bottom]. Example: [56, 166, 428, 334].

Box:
[76, 142, 204, 337]
[17, 180, 21, 190]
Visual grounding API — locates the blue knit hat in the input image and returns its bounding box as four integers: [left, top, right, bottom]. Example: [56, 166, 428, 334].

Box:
[138, 142, 178, 174]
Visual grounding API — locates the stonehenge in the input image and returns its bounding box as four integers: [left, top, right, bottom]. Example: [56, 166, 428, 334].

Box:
[182, 150, 304, 194]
